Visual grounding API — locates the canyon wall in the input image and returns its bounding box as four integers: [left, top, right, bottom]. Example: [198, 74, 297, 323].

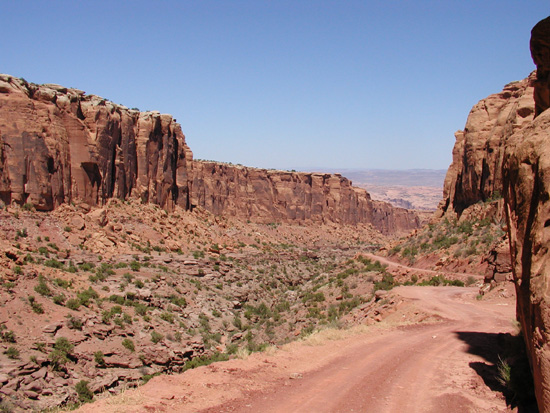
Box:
[503, 109, 550, 409]
[0, 74, 419, 235]
[191, 161, 419, 235]
[502, 18, 550, 410]
[439, 17, 550, 410]
[0, 75, 193, 211]
[438, 74, 535, 217]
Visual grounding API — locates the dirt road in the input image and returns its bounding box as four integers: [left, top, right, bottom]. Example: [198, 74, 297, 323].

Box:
[79, 285, 516, 413]
[364, 253, 482, 279]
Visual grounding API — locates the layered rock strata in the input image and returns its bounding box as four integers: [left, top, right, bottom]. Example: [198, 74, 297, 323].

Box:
[0, 75, 193, 211]
[438, 74, 535, 217]
[503, 109, 550, 409]
[0, 74, 419, 236]
[191, 161, 419, 235]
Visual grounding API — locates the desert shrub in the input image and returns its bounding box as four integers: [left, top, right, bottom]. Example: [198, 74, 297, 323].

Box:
[129, 261, 141, 272]
[151, 331, 163, 344]
[77, 287, 98, 307]
[44, 259, 64, 269]
[49, 337, 73, 370]
[34, 275, 52, 296]
[160, 312, 174, 324]
[1, 329, 16, 343]
[53, 294, 66, 305]
[134, 303, 148, 316]
[67, 315, 83, 330]
[47, 242, 59, 251]
[28, 295, 44, 314]
[66, 298, 80, 311]
[94, 351, 105, 366]
[79, 262, 95, 272]
[54, 278, 70, 289]
[75, 380, 93, 403]
[122, 338, 135, 352]
[16, 228, 28, 238]
[183, 352, 229, 372]
[374, 273, 396, 291]
[4, 346, 19, 359]
[168, 294, 187, 308]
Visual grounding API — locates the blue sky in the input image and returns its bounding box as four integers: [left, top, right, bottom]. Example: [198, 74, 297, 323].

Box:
[1, 1, 548, 170]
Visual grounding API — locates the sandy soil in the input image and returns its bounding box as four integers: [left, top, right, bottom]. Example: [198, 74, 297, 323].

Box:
[77, 283, 516, 413]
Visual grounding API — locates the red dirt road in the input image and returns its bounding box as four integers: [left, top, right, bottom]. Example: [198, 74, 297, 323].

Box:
[79, 285, 516, 413]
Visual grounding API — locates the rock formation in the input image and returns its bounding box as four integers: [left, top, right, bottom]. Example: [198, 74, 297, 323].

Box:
[0, 74, 419, 236]
[503, 108, 550, 409]
[191, 161, 420, 235]
[438, 75, 535, 218]
[439, 16, 550, 410]
[531, 16, 550, 117]
[0, 75, 193, 211]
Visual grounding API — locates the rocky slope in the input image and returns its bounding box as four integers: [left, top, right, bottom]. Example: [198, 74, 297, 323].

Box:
[0, 74, 418, 236]
[192, 161, 419, 235]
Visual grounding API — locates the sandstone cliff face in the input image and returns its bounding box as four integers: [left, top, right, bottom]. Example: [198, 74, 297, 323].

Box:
[0, 75, 193, 211]
[504, 93, 550, 411]
[439, 75, 535, 217]
[191, 161, 420, 235]
[0, 74, 418, 236]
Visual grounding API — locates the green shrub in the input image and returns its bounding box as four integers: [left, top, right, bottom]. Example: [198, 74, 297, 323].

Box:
[160, 312, 174, 324]
[28, 296, 44, 314]
[374, 274, 396, 291]
[122, 338, 135, 352]
[66, 298, 80, 310]
[94, 351, 105, 366]
[79, 262, 95, 272]
[67, 315, 83, 330]
[75, 380, 93, 403]
[54, 278, 70, 289]
[49, 337, 73, 370]
[34, 275, 52, 296]
[4, 346, 19, 359]
[151, 331, 163, 344]
[53, 294, 66, 305]
[77, 287, 98, 307]
[129, 261, 141, 272]
[44, 259, 64, 269]
[1, 330, 16, 343]
[183, 352, 229, 372]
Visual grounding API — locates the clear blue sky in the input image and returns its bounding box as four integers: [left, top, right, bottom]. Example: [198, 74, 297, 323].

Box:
[1, 1, 548, 171]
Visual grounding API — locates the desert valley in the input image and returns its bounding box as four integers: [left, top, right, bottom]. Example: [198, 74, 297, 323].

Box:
[2, 11, 550, 413]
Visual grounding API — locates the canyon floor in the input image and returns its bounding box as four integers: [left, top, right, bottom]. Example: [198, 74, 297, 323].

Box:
[77, 280, 518, 413]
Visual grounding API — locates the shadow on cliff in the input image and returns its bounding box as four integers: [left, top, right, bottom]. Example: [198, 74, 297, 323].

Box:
[455, 331, 538, 412]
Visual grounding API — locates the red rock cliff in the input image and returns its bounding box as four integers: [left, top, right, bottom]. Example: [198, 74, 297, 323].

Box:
[0, 74, 419, 236]
[0, 75, 193, 211]
[502, 17, 550, 410]
[191, 161, 420, 235]
[438, 75, 535, 217]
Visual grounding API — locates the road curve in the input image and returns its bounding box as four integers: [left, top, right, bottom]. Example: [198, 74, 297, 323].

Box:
[78, 286, 516, 413]
[200, 286, 515, 413]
